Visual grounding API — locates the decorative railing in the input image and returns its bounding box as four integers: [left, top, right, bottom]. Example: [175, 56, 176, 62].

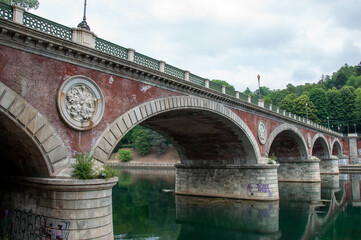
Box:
[95, 38, 128, 60]
[23, 12, 72, 40]
[209, 81, 222, 92]
[134, 52, 160, 70]
[164, 64, 185, 79]
[226, 87, 236, 97]
[0, 4, 338, 133]
[0, 2, 12, 20]
[189, 73, 206, 86]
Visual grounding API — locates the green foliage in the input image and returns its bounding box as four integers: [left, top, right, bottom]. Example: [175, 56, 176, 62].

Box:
[72, 151, 95, 179]
[118, 149, 132, 162]
[293, 95, 319, 122]
[133, 127, 151, 155]
[268, 153, 277, 164]
[72, 151, 117, 179]
[308, 88, 328, 121]
[211, 79, 235, 90]
[0, 0, 39, 10]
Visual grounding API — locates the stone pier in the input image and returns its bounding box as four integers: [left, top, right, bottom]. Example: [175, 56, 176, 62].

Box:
[277, 159, 321, 182]
[319, 156, 340, 174]
[0, 176, 118, 240]
[175, 164, 279, 201]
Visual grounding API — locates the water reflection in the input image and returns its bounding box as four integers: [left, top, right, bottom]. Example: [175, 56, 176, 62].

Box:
[176, 196, 281, 240]
[112, 170, 361, 240]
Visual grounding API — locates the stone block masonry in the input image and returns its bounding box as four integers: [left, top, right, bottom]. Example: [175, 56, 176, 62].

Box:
[278, 160, 321, 182]
[175, 164, 279, 201]
[0, 176, 118, 240]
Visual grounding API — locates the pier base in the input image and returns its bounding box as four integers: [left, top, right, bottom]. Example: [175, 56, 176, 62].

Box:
[0, 176, 117, 240]
[278, 159, 320, 182]
[175, 164, 279, 201]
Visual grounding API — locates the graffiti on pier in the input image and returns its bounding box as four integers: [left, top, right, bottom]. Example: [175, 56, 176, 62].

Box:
[3, 208, 70, 240]
[247, 183, 272, 197]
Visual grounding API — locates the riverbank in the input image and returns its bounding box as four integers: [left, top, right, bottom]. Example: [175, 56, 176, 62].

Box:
[107, 147, 179, 169]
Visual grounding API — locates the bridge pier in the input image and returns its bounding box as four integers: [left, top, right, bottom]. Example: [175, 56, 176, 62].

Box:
[319, 156, 339, 174]
[175, 164, 279, 201]
[0, 176, 117, 240]
[277, 159, 321, 182]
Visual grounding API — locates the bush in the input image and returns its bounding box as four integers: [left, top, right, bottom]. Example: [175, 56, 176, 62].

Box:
[72, 151, 118, 179]
[118, 149, 132, 162]
[72, 151, 95, 179]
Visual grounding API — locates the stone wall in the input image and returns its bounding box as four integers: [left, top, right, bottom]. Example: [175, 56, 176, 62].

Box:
[278, 160, 320, 182]
[0, 176, 117, 240]
[175, 164, 279, 201]
[319, 158, 339, 174]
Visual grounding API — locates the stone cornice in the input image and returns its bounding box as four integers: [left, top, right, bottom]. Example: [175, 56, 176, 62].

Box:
[0, 18, 342, 138]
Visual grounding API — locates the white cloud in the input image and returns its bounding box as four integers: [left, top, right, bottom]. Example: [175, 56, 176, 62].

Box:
[31, 0, 361, 92]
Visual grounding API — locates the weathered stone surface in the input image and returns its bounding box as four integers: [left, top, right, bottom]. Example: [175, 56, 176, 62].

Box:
[319, 158, 339, 174]
[278, 160, 321, 182]
[0, 177, 117, 240]
[175, 164, 279, 201]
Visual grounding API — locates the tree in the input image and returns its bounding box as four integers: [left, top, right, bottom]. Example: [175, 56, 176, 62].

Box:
[326, 88, 343, 120]
[211, 79, 235, 90]
[308, 88, 328, 121]
[356, 62, 361, 77]
[339, 86, 356, 121]
[354, 88, 361, 119]
[293, 95, 318, 122]
[279, 93, 298, 112]
[0, 0, 39, 10]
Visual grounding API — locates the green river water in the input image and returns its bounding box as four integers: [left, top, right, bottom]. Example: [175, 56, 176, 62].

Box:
[112, 170, 361, 240]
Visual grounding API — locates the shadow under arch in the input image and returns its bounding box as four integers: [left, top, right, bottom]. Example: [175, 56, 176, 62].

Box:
[93, 96, 260, 165]
[264, 123, 308, 161]
[311, 133, 331, 159]
[0, 82, 68, 177]
[331, 138, 343, 157]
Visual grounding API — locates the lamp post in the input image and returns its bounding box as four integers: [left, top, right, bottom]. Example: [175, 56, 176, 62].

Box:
[306, 103, 308, 122]
[78, 0, 90, 30]
[327, 116, 330, 129]
[257, 74, 261, 99]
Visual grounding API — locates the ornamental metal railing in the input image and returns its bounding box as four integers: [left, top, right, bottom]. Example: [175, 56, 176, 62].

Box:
[0, 3, 336, 132]
[95, 38, 128, 60]
[189, 73, 206, 86]
[0, 2, 12, 20]
[134, 52, 160, 70]
[164, 64, 185, 79]
[22, 11, 72, 40]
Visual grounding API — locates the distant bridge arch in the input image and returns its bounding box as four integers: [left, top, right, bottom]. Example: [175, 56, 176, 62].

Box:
[311, 133, 331, 159]
[92, 95, 261, 165]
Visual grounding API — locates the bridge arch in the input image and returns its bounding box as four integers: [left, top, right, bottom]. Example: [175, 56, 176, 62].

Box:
[264, 123, 308, 161]
[311, 133, 331, 159]
[331, 139, 343, 157]
[0, 82, 68, 177]
[92, 96, 261, 165]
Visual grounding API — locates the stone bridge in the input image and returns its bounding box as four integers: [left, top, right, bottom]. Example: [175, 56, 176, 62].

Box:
[0, 4, 356, 239]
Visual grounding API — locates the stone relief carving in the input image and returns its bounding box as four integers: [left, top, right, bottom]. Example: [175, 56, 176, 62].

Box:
[258, 121, 267, 145]
[66, 85, 96, 122]
[57, 76, 104, 131]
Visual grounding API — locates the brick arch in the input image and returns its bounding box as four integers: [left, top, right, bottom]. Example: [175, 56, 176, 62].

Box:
[264, 123, 309, 160]
[0, 82, 68, 177]
[311, 133, 331, 159]
[92, 96, 261, 164]
[331, 139, 343, 157]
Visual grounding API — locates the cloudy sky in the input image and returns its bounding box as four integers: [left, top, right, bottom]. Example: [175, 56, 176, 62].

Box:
[30, 0, 361, 92]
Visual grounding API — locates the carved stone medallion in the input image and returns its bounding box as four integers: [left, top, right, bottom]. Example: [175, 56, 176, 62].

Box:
[307, 133, 312, 148]
[257, 121, 267, 145]
[57, 76, 105, 131]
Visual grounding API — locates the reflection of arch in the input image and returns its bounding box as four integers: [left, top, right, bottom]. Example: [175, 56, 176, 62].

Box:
[92, 96, 260, 164]
[264, 123, 308, 160]
[331, 139, 343, 157]
[0, 82, 68, 177]
[311, 133, 330, 159]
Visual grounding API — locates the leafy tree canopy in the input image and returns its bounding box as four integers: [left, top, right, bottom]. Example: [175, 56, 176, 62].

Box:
[211, 79, 235, 90]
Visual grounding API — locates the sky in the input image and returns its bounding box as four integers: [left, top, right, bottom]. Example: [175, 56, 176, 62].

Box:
[29, 0, 361, 92]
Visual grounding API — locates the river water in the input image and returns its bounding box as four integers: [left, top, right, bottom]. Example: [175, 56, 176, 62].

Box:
[112, 169, 361, 240]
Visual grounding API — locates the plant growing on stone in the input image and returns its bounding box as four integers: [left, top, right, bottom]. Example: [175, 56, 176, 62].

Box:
[72, 151, 117, 179]
[268, 153, 277, 164]
[118, 149, 132, 162]
[72, 151, 95, 179]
